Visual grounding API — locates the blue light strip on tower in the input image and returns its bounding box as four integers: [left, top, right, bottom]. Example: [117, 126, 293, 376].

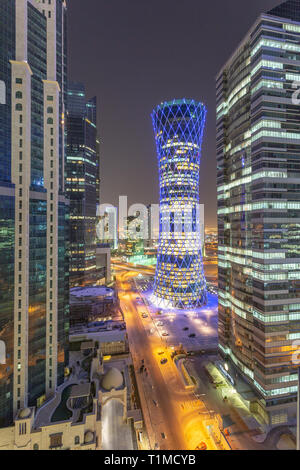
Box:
[151, 98, 207, 309]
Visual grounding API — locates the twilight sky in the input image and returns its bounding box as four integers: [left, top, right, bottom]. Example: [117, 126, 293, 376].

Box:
[67, 0, 279, 228]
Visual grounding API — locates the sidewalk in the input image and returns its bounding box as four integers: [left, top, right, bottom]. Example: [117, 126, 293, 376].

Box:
[185, 357, 266, 450]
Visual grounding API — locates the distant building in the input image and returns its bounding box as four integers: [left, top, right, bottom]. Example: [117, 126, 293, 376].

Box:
[96, 244, 112, 285]
[217, 0, 300, 426]
[97, 204, 118, 250]
[66, 82, 100, 287]
[0, 0, 69, 426]
[120, 214, 145, 258]
[69, 286, 116, 327]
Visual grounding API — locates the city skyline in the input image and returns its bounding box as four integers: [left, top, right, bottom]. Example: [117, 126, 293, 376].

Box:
[68, 0, 278, 228]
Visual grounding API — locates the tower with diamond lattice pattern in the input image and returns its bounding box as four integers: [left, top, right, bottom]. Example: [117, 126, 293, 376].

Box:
[151, 99, 207, 309]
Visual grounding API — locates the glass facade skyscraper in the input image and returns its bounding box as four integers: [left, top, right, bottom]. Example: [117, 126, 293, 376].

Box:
[66, 82, 100, 287]
[0, 0, 69, 426]
[152, 99, 207, 309]
[217, 0, 300, 426]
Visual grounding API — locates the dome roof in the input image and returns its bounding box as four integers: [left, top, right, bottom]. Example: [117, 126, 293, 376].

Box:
[101, 367, 123, 391]
[84, 431, 94, 444]
[19, 408, 31, 419]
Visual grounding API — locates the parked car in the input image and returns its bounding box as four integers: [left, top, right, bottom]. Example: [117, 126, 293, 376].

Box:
[195, 442, 207, 451]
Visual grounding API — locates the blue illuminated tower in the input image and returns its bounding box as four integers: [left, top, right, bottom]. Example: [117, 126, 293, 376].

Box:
[151, 99, 207, 309]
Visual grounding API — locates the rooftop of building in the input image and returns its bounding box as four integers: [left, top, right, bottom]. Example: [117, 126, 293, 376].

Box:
[152, 98, 207, 115]
[268, 0, 300, 22]
[69, 383, 91, 399]
[70, 328, 127, 344]
[70, 286, 114, 301]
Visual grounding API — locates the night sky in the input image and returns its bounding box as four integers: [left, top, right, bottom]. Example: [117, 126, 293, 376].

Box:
[68, 0, 279, 228]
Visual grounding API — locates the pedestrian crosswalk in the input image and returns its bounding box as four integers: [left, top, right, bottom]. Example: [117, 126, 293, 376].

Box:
[181, 399, 204, 411]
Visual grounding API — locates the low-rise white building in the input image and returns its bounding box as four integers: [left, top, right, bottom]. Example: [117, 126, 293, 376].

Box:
[0, 345, 143, 450]
[0, 402, 100, 450]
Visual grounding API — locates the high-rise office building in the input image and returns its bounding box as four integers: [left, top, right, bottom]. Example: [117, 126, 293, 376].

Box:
[120, 214, 144, 258]
[0, 0, 69, 426]
[66, 82, 100, 287]
[217, 0, 300, 426]
[151, 99, 207, 309]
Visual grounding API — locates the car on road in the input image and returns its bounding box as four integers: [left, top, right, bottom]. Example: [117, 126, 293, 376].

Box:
[157, 351, 164, 355]
[142, 313, 148, 318]
[188, 333, 196, 338]
[160, 358, 168, 365]
[162, 332, 169, 336]
[195, 442, 207, 450]
[183, 327, 189, 331]
[157, 321, 164, 327]
[153, 400, 158, 407]
[161, 432, 166, 439]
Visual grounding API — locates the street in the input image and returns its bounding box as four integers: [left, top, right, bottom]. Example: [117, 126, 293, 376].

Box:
[115, 265, 221, 451]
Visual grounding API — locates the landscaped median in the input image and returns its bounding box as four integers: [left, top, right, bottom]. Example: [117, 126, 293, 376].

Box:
[173, 354, 197, 390]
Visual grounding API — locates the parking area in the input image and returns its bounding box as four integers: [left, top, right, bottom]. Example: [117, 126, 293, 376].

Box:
[134, 276, 218, 352]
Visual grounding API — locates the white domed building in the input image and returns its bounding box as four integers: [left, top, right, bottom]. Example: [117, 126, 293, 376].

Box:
[101, 367, 124, 391]
[0, 342, 143, 450]
[99, 364, 127, 423]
